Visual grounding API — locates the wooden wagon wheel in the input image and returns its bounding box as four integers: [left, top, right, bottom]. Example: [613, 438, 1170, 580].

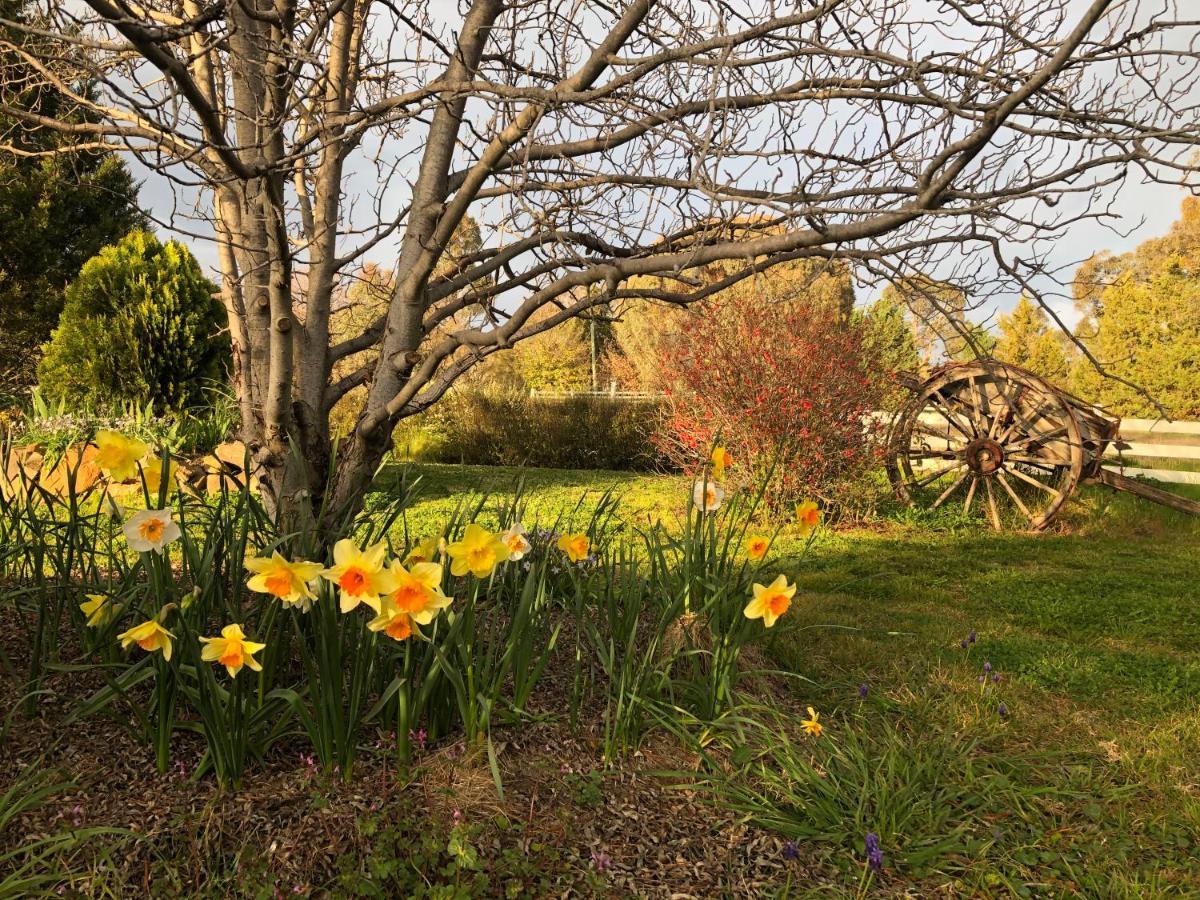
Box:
[886, 362, 1086, 531]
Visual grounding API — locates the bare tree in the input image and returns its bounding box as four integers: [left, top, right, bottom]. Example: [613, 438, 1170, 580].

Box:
[2, 0, 1197, 534]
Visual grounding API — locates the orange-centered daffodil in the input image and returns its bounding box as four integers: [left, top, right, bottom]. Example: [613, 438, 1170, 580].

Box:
[405, 534, 445, 565]
[367, 604, 418, 642]
[692, 480, 725, 513]
[199, 623, 265, 678]
[123, 508, 182, 554]
[744, 574, 796, 628]
[501, 524, 532, 561]
[245, 551, 324, 610]
[745, 535, 770, 562]
[446, 524, 510, 578]
[94, 430, 148, 482]
[795, 500, 821, 536]
[556, 532, 590, 563]
[322, 539, 395, 613]
[385, 560, 451, 625]
[118, 618, 175, 660]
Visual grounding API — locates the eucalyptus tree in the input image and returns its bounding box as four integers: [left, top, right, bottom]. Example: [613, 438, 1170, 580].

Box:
[3, 0, 1197, 531]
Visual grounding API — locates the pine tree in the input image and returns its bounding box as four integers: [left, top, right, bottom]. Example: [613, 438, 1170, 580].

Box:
[995, 296, 1071, 382]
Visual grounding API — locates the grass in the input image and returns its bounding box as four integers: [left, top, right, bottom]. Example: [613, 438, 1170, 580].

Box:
[372, 462, 1200, 894]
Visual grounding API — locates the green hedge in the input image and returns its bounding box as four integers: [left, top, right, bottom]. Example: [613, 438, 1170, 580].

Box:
[394, 390, 667, 471]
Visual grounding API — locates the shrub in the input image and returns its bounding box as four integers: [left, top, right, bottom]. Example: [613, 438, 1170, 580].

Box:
[37, 230, 227, 412]
[655, 292, 885, 508]
[397, 388, 666, 470]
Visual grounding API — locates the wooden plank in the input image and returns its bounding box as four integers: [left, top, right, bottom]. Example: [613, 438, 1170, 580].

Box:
[1099, 463, 1200, 485]
[1091, 468, 1200, 514]
[1103, 442, 1200, 460]
[1118, 418, 1200, 436]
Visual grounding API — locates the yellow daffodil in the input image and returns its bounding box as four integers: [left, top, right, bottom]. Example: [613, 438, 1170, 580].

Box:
[744, 573, 796, 628]
[80, 593, 116, 627]
[140, 453, 179, 495]
[405, 534, 445, 565]
[367, 604, 419, 642]
[711, 445, 732, 479]
[795, 500, 821, 536]
[501, 524, 532, 561]
[94, 430, 148, 481]
[123, 508, 182, 553]
[199, 623, 265, 678]
[692, 480, 725, 513]
[385, 560, 451, 625]
[245, 551, 324, 610]
[322, 539, 395, 613]
[556, 532, 590, 563]
[447, 524, 510, 578]
[745, 535, 770, 562]
[118, 618, 174, 660]
[801, 706, 823, 737]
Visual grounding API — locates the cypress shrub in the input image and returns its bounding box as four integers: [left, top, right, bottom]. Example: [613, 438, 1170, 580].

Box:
[38, 230, 227, 411]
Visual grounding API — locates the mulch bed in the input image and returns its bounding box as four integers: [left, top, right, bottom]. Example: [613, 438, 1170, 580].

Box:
[0, 606, 838, 898]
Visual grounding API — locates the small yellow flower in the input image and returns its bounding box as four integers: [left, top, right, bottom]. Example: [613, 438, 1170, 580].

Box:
[801, 706, 823, 737]
[501, 524, 532, 561]
[745, 535, 770, 562]
[94, 430, 148, 481]
[199, 623, 265, 678]
[80, 593, 116, 627]
[385, 560, 451, 625]
[795, 500, 821, 536]
[123, 508, 181, 553]
[405, 534, 445, 565]
[118, 618, 174, 661]
[140, 453, 179, 495]
[744, 573, 796, 628]
[322, 539, 395, 613]
[245, 551, 324, 610]
[447, 524, 510, 578]
[711, 445, 732, 479]
[692, 480, 725, 513]
[556, 532, 590, 563]
[367, 604, 419, 642]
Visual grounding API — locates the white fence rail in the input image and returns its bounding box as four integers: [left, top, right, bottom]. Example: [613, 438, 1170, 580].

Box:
[1101, 418, 1200, 485]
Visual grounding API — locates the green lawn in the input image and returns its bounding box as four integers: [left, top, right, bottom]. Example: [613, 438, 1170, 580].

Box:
[376, 463, 1200, 894]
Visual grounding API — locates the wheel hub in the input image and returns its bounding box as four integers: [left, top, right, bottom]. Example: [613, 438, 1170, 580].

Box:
[964, 438, 1004, 475]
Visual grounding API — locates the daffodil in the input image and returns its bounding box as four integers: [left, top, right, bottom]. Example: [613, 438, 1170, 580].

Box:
[405, 534, 445, 565]
[692, 480, 724, 513]
[795, 500, 821, 536]
[80, 593, 116, 627]
[801, 706, 823, 737]
[501, 524, 532, 561]
[199, 623, 265, 678]
[367, 603, 419, 642]
[556, 532, 590, 563]
[94, 430, 148, 481]
[385, 560, 451, 625]
[140, 453, 179, 495]
[245, 551, 324, 610]
[322, 539, 395, 613]
[123, 508, 182, 553]
[118, 618, 174, 660]
[744, 573, 796, 628]
[446, 524, 510, 578]
[711, 445, 732, 479]
[745, 534, 770, 562]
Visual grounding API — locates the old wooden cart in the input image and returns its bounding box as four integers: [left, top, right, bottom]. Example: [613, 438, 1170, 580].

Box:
[885, 359, 1200, 530]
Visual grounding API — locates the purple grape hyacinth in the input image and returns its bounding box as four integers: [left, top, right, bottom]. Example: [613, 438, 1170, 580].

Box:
[864, 832, 884, 872]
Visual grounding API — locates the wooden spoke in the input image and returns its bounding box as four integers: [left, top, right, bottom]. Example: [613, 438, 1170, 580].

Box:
[932, 470, 970, 508]
[985, 478, 1002, 531]
[963, 475, 978, 516]
[906, 448, 958, 461]
[913, 421, 967, 446]
[1006, 453, 1072, 468]
[971, 376, 992, 435]
[914, 461, 966, 489]
[1007, 464, 1063, 497]
[928, 391, 975, 440]
[996, 470, 1034, 523]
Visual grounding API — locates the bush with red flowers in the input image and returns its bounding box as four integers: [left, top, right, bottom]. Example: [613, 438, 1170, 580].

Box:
[655, 290, 885, 509]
